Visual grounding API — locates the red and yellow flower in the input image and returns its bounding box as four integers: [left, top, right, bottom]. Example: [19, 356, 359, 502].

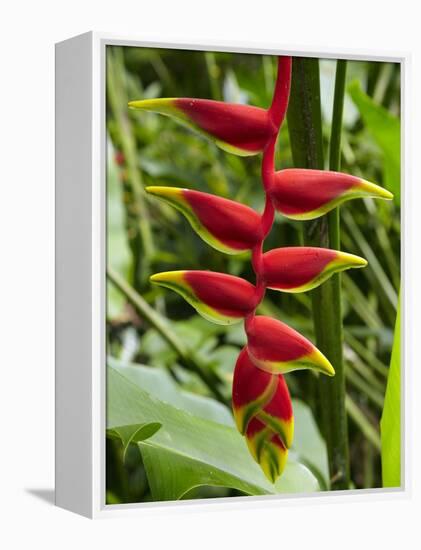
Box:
[146, 186, 262, 254]
[262, 246, 367, 293]
[268, 169, 393, 220]
[134, 54, 392, 485]
[232, 347, 293, 482]
[150, 270, 258, 325]
[129, 98, 277, 156]
[246, 315, 335, 376]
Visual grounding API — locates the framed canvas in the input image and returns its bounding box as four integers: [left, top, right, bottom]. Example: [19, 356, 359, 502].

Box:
[55, 32, 407, 518]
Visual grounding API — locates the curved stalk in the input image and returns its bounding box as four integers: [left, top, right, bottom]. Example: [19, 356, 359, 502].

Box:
[287, 58, 350, 490]
[107, 48, 154, 290]
[107, 266, 227, 405]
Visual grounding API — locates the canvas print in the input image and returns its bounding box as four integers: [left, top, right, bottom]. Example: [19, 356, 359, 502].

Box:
[106, 46, 401, 505]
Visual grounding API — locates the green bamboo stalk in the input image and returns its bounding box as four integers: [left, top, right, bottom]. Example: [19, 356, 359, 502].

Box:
[287, 58, 350, 489]
[285, 58, 325, 430]
[107, 266, 228, 405]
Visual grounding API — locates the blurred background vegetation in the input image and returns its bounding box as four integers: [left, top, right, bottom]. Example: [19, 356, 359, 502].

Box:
[106, 46, 400, 504]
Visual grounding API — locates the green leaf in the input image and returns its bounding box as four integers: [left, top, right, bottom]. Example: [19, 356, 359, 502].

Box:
[109, 359, 329, 487]
[107, 422, 162, 460]
[348, 80, 400, 203]
[291, 399, 329, 489]
[107, 363, 319, 501]
[140, 444, 316, 502]
[380, 295, 401, 487]
[108, 356, 233, 426]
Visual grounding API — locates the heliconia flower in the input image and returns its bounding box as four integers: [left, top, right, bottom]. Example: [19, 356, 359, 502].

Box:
[146, 186, 262, 254]
[246, 315, 335, 376]
[128, 98, 277, 156]
[150, 270, 258, 325]
[268, 168, 394, 220]
[245, 417, 288, 483]
[232, 347, 294, 449]
[135, 55, 391, 484]
[262, 246, 367, 293]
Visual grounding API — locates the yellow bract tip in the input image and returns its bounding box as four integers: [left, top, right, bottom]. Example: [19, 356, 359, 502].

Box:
[150, 271, 186, 285]
[337, 252, 368, 268]
[359, 179, 394, 200]
[128, 98, 178, 115]
[145, 186, 185, 200]
[310, 348, 336, 377]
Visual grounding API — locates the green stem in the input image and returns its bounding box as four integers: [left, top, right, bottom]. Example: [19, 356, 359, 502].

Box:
[107, 48, 155, 290]
[287, 58, 350, 489]
[107, 266, 228, 405]
[205, 52, 221, 101]
[329, 60, 347, 172]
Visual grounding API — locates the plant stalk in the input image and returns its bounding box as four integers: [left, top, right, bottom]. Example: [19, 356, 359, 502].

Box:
[107, 48, 154, 291]
[107, 266, 228, 405]
[287, 58, 350, 489]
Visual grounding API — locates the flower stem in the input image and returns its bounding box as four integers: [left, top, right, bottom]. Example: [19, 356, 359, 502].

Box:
[287, 58, 350, 490]
[269, 57, 292, 128]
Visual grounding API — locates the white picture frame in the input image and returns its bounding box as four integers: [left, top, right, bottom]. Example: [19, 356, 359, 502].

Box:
[55, 31, 409, 519]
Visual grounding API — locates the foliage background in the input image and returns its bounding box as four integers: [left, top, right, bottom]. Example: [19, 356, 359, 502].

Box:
[106, 46, 400, 504]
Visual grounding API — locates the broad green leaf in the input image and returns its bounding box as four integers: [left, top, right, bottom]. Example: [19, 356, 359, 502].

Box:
[381, 296, 401, 487]
[141, 444, 316, 501]
[107, 422, 162, 460]
[348, 80, 400, 203]
[107, 363, 319, 501]
[109, 356, 233, 426]
[291, 399, 329, 489]
[110, 357, 329, 487]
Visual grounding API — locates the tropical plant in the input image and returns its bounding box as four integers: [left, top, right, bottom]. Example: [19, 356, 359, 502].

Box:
[127, 57, 392, 484]
[106, 48, 400, 503]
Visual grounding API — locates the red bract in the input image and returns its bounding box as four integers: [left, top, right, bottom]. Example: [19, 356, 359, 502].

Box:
[137, 55, 386, 484]
[176, 99, 276, 155]
[129, 98, 277, 156]
[262, 246, 367, 293]
[146, 186, 262, 254]
[269, 169, 393, 220]
[246, 315, 335, 376]
[232, 347, 293, 449]
[245, 417, 288, 483]
[232, 347, 278, 434]
[150, 270, 258, 325]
